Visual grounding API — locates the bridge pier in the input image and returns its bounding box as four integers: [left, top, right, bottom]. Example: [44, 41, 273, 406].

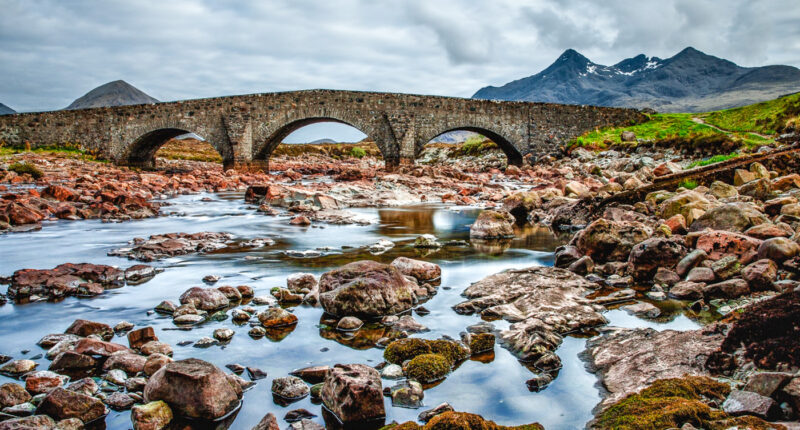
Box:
[231, 160, 269, 173]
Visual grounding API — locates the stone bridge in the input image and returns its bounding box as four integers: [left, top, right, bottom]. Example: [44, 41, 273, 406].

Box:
[0, 89, 646, 171]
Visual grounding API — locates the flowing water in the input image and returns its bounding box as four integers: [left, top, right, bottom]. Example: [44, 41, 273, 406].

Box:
[0, 192, 700, 429]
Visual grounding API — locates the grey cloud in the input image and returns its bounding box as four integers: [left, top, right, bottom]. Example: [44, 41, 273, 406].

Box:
[0, 0, 798, 112]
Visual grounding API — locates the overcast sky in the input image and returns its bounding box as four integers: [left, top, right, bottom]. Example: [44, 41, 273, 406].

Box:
[2, 0, 799, 140]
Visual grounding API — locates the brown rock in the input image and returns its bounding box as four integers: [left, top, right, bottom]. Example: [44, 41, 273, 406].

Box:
[0, 415, 56, 430]
[318, 260, 416, 318]
[572, 218, 651, 263]
[469, 210, 515, 239]
[131, 400, 173, 430]
[742, 259, 778, 291]
[178, 286, 229, 311]
[143, 358, 242, 420]
[695, 230, 762, 263]
[64, 319, 112, 340]
[628, 237, 687, 282]
[143, 354, 172, 377]
[251, 413, 280, 430]
[0, 383, 31, 408]
[103, 352, 147, 374]
[71, 338, 131, 357]
[36, 387, 107, 423]
[389, 257, 441, 282]
[321, 364, 385, 424]
[24, 371, 67, 395]
[127, 326, 158, 350]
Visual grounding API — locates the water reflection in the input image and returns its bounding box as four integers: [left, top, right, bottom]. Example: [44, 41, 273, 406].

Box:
[0, 194, 699, 430]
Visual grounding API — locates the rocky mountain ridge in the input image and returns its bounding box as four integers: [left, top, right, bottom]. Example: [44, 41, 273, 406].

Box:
[474, 47, 800, 112]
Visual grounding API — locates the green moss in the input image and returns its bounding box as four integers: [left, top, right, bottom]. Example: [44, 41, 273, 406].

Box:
[429, 339, 470, 365]
[8, 162, 43, 179]
[469, 333, 495, 354]
[384, 338, 432, 364]
[594, 376, 741, 430]
[678, 179, 699, 190]
[405, 353, 451, 383]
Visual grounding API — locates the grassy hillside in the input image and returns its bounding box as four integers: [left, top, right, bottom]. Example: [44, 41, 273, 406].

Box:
[572, 92, 799, 150]
[699, 92, 800, 134]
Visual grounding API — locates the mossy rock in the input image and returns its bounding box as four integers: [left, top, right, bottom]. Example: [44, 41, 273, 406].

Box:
[594, 375, 782, 430]
[469, 333, 495, 354]
[426, 412, 543, 430]
[384, 338, 432, 364]
[8, 162, 43, 179]
[405, 353, 451, 383]
[429, 339, 469, 365]
[379, 412, 543, 430]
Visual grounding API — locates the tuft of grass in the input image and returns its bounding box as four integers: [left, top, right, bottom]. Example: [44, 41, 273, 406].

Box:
[686, 152, 740, 169]
[679, 179, 699, 190]
[8, 162, 44, 179]
[574, 113, 720, 148]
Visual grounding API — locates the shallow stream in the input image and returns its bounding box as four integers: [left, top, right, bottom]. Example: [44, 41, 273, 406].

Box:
[0, 192, 701, 429]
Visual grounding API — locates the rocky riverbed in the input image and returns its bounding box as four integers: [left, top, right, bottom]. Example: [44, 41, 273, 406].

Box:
[1, 144, 799, 429]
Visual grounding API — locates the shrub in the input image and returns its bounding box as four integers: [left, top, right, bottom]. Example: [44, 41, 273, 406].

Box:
[349, 146, 367, 158]
[8, 162, 43, 179]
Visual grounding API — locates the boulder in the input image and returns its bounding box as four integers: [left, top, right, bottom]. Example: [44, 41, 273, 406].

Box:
[722, 389, 776, 419]
[251, 413, 280, 430]
[469, 210, 514, 239]
[703, 279, 750, 299]
[757, 237, 800, 262]
[668, 281, 706, 300]
[318, 261, 416, 318]
[695, 230, 762, 263]
[127, 327, 158, 350]
[709, 181, 738, 199]
[178, 287, 229, 311]
[35, 388, 107, 423]
[131, 400, 173, 430]
[257, 308, 298, 328]
[741, 259, 778, 292]
[628, 237, 687, 282]
[286, 273, 317, 293]
[658, 190, 712, 222]
[0, 416, 56, 430]
[389, 257, 441, 282]
[24, 371, 67, 395]
[271, 376, 309, 400]
[738, 178, 773, 200]
[502, 192, 541, 224]
[321, 364, 384, 424]
[689, 203, 768, 233]
[0, 383, 30, 408]
[64, 319, 112, 340]
[572, 218, 652, 263]
[143, 358, 242, 420]
[676, 249, 708, 277]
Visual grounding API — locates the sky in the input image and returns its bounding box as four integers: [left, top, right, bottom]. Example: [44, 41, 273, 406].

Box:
[2, 0, 799, 141]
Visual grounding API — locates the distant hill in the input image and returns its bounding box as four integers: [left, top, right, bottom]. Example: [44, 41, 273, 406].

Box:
[0, 103, 15, 115]
[308, 138, 337, 144]
[431, 130, 478, 144]
[66, 80, 159, 110]
[473, 47, 800, 112]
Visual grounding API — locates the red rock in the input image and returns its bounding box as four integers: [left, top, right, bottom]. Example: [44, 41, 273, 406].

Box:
[0, 383, 31, 408]
[127, 327, 158, 350]
[71, 338, 132, 357]
[321, 364, 384, 424]
[25, 371, 67, 395]
[65, 319, 112, 340]
[178, 286, 229, 311]
[695, 230, 763, 263]
[289, 215, 311, 226]
[6, 202, 44, 225]
[318, 260, 416, 318]
[41, 185, 76, 202]
[36, 387, 107, 423]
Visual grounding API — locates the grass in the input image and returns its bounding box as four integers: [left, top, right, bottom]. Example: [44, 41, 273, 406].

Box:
[0, 142, 101, 161]
[349, 146, 367, 158]
[571, 93, 800, 152]
[686, 152, 740, 169]
[8, 162, 43, 179]
[678, 179, 699, 190]
[156, 138, 223, 163]
[457, 134, 498, 156]
[699, 92, 800, 135]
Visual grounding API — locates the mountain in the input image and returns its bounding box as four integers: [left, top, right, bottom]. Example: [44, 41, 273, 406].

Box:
[473, 47, 800, 112]
[0, 103, 15, 115]
[66, 80, 159, 110]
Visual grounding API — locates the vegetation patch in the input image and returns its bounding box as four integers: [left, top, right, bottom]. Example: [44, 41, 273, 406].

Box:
[456, 135, 499, 157]
[382, 411, 544, 430]
[685, 152, 740, 169]
[405, 353, 451, 383]
[707, 290, 800, 371]
[468, 333, 495, 354]
[429, 339, 470, 364]
[678, 179, 699, 190]
[8, 162, 44, 179]
[349, 146, 367, 158]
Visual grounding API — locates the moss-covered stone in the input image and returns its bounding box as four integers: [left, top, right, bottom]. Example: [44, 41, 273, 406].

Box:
[384, 338, 432, 364]
[429, 339, 469, 365]
[593, 376, 783, 430]
[379, 412, 544, 430]
[469, 333, 495, 354]
[405, 353, 451, 383]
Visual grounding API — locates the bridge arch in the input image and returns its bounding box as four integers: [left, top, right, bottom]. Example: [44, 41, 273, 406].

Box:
[122, 125, 234, 170]
[252, 113, 398, 167]
[418, 126, 524, 166]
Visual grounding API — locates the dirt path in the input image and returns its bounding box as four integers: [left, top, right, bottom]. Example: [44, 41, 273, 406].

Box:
[691, 116, 773, 140]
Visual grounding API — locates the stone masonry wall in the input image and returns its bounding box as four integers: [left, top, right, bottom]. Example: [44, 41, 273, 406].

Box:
[0, 89, 646, 170]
